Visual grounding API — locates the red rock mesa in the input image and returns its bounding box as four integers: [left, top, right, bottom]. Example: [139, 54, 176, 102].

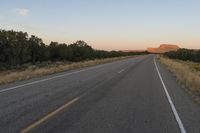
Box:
[147, 44, 180, 53]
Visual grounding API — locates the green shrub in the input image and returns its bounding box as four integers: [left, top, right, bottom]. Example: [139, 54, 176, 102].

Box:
[164, 48, 200, 62]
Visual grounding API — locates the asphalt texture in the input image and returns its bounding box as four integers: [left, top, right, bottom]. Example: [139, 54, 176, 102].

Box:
[0, 55, 199, 133]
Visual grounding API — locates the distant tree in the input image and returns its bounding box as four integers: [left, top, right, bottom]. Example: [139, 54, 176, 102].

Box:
[165, 48, 200, 62]
[16, 31, 30, 65]
[69, 40, 93, 61]
[28, 35, 43, 64]
[193, 50, 200, 62]
[0, 30, 9, 68]
[49, 41, 59, 61]
[0, 29, 149, 70]
[57, 43, 68, 60]
[38, 42, 49, 62]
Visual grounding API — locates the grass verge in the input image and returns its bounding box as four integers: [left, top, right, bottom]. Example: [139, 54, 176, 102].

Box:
[0, 56, 136, 85]
[158, 55, 200, 102]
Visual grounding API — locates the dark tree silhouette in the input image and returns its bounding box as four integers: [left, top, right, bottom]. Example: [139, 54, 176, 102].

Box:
[0, 29, 149, 70]
[164, 48, 200, 62]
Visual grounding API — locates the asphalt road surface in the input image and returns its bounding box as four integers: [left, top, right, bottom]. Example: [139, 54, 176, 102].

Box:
[0, 55, 199, 133]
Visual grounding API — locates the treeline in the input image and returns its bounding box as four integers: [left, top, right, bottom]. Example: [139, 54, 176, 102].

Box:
[164, 48, 200, 62]
[0, 29, 148, 70]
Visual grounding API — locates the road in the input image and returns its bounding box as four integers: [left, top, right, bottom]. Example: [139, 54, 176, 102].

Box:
[0, 55, 199, 133]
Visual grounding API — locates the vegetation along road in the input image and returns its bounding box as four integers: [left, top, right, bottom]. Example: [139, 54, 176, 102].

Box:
[0, 55, 199, 133]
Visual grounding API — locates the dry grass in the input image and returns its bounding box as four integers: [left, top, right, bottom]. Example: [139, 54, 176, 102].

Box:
[0, 56, 135, 85]
[158, 55, 200, 101]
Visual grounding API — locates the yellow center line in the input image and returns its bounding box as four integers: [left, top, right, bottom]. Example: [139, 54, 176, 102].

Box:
[20, 97, 80, 133]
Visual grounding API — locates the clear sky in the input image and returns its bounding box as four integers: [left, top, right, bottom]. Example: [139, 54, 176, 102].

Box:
[0, 0, 200, 50]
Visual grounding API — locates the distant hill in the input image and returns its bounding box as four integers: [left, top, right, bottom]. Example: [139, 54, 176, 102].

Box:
[147, 44, 180, 53]
[122, 44, 180, 53]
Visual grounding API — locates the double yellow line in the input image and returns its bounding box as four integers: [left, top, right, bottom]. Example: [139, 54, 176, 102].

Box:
[20, 97, 79, 133]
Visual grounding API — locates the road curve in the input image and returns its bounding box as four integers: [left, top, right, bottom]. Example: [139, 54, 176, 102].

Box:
[0, 55, 199, 133]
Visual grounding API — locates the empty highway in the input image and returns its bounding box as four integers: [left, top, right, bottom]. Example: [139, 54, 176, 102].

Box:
[0, 55, 199, 133]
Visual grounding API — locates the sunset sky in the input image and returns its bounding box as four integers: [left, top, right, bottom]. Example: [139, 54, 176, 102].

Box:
[0, 0, 200, 50]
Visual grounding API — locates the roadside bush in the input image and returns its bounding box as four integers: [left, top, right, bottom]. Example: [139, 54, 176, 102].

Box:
[164, 48, 200, 62]
[0, 29, 149, 70]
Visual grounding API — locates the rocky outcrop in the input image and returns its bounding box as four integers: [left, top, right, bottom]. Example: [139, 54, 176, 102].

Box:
[147, 44, 180, 53]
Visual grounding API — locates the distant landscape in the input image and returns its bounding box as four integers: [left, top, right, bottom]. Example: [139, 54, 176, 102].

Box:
[0, 29, 149, 85]
[123, 44, 200, 99]
[159, 54, 200, 102]
[0, 29, 148, 71]
[1, 1, 200, 133]
[0, 29, 199, 100]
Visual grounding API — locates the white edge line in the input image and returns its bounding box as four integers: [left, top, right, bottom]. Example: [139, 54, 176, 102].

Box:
[154, 57, 186, 133]
[0, 60, 117, 93]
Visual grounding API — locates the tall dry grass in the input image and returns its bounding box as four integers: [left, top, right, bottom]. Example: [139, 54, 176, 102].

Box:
[158, 56, 200, 101]
[0, 56, 134, 85]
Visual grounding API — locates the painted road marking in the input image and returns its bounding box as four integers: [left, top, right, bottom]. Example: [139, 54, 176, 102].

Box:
[0, 59, 124, 94]
[118, 69, 125, 73]
[154, 58, 187, 133]
[20, 97, 79, 133]
[0, 56, 145, 94]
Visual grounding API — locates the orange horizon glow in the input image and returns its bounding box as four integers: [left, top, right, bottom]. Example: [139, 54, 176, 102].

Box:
[1, 0, 200, 50]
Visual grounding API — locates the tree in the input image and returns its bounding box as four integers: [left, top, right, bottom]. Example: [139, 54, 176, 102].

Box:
[16, 31, 30, 65]
[69, 40, 93, 61]
[0, 29, 149, 70]
[49, 41, 59, 61]
[165, 48, 200, 62]
[0, 30, 10, 68]
[28, 35, 43, 64]
[38, 43, 49, 62]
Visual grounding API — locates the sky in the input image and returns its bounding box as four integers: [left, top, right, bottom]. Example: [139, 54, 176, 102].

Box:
[0, 0, 200, 50]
